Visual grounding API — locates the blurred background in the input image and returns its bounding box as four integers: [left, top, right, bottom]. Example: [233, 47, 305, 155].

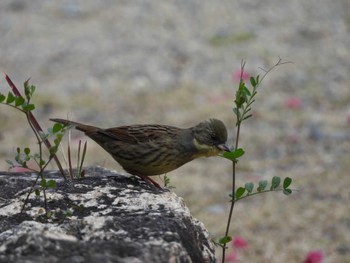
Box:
[1, 1, 349, 262]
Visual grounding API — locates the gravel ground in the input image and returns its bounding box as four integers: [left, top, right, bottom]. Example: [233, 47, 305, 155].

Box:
[1, 1, 350, 262]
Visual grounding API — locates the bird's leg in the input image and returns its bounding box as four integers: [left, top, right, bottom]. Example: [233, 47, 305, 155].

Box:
[137, 175, 161, 189]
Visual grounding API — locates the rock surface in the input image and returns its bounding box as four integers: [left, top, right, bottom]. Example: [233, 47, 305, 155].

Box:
[0, 167, 215, 263]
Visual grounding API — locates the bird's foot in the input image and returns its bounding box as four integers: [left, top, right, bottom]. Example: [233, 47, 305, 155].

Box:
[138, 175, 162, 189]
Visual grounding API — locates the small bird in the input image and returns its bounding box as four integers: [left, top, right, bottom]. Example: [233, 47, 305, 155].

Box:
[50, 118, 230, 188]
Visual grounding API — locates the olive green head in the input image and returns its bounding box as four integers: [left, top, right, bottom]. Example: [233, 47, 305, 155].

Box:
[192, 119, 229, 157]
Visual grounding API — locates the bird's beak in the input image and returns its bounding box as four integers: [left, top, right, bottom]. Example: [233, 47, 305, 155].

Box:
[216, 144, 231, 152]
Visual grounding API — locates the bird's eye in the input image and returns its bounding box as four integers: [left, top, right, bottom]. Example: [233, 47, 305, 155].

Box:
[210, 133, 216, 140]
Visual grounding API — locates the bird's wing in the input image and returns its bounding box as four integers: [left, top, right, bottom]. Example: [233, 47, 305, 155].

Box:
[98, 125, 181, 144]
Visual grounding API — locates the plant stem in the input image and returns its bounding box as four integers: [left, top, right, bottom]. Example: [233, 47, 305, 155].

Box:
[222, 119, 241, 262]
[5, 74, 67, 179]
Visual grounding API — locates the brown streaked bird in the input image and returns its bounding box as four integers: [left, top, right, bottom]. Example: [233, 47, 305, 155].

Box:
[50, 118, 229, 188]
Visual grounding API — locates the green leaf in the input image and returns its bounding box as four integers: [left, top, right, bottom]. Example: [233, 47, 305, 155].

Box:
[24, 81, 36, 99]
[15, 96, 25, 107]
[53, 138, 60, 146]
[221, 148, 245, 161]
[39, 158, 46, 166]
[50, 145, 58, 155]
[15, 153, 21, 164]
[235, 187, 246, 199]
[6, 92, 15, 104]
[0, 93, 5, 103]
[53, 134, 63, 147]
[245, 182, 254, 193]
[47, 180, 56, 188]
[257, 180, 268, 192]
[250, 76, 257, 87]
[242, 86, 251, 97]
[283, 177, 292, 189]
[40, 178, 47, 188]
[16, 147, 21, 154]
[22, 103, 35, 111]
[271, 176, 281, 190]
[52, 123, 63, 133]
[219, 235, 232, 245]
[235, 96, 246, 108]
[35, 189, 40, 196]
[242, 114, 253, 121]
[23, 154, 30, 162]
[24, 147, 30, 155]
[283, 188, 292, 195]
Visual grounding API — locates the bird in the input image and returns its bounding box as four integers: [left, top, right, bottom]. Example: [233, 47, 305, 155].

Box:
[50, 118, 230, 188]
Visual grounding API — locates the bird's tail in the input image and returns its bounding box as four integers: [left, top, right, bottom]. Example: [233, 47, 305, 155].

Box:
[50, 118, 99, 133]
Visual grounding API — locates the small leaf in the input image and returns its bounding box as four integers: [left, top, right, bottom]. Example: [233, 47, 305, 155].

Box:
[271, 176, 281, 190]
[54, 134, 63, 146]
[15, 96, 25, 107]
[221, 148, 245, 161]
[235, 187, 246, 199]
[16, 147, 21, 154]
[40, 178, 47, 188]
[0, 93, 6, 103]
[23, 154, 30, 162]
[242, 86, 251, 97]
[283, 188, 292, 195]
[250, 76, 257, 87]
[24, 81, 36, 99]
[24, 147, 30, 155]
[47, 180, 56, 188]
[50, 145, 58, 155]
[15, 153, 21, 164]
[39, 159, 46, 166]
[54, 137, 61, 146]
[257, 180, 268, 192]
[242, 114, 253, 121]
[6, 92, 15, 104]
[22, 104, 35, 111]
[35, 189, 40, 196]
[283, 177, 292, 189]
[52, 123, 63, 133]
[245, 182, 254, 193]
[219, 235, 232, 245]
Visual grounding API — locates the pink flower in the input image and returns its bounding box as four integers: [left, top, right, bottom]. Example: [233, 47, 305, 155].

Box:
[225, 252, 238, 262]
[303, 250, 323, 263]
[284, 96, 302, 109]
[9, 167, 32, 173]
[232, 236, 248, 249]
[233, 69, 250, 82]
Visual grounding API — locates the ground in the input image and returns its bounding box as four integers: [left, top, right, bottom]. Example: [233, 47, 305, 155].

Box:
[0, 1, 350, 262]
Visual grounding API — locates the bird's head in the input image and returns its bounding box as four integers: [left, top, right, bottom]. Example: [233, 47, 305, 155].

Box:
[192, 119, 230, 157]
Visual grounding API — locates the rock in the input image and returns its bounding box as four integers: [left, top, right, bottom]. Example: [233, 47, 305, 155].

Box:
[0, 167, 216, 263]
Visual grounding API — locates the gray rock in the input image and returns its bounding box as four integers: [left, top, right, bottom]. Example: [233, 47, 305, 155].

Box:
[0, 167, 215, 263]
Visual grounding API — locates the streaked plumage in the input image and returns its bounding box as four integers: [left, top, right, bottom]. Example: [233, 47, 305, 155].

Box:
[50, 118, 229, 187]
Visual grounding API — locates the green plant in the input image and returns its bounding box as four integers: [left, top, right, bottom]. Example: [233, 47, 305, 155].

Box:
[217, 59, 293, 262]
[1, 76, 70, 221]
